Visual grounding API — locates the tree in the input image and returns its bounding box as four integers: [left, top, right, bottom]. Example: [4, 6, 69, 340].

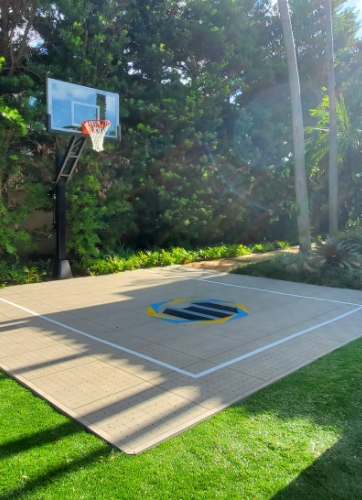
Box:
[306, 93, 362, 232]
[278, 0, 311, 252]
[325, 0, 338, 237]
[1, 0, 360, 259]
[0, 0, 40, 76]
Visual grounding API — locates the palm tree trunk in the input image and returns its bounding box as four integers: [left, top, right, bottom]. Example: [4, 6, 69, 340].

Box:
[325, 0, 338, 237]
[278, 0, 311, 252]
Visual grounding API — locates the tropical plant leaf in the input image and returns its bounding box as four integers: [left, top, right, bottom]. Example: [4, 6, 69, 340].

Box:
[310, 236, 360, 268]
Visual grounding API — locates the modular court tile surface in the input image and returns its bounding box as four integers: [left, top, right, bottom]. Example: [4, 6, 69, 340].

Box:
[1, 266, 362, 454]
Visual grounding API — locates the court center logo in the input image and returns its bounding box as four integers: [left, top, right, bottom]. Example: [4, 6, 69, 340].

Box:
[147, 298, 248, 324]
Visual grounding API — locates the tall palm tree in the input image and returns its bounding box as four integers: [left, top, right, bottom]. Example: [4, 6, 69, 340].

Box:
[278, 0, 311, 252]
[325, 0, 338, 237]
[306, 94, 362, 230]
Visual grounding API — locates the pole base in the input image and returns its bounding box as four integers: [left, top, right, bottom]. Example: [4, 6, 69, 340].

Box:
[53, 260, 72, 280]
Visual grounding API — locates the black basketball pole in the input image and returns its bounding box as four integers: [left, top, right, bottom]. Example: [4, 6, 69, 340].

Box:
[52, 136, 87, 279]
[53, 152, 72, 279]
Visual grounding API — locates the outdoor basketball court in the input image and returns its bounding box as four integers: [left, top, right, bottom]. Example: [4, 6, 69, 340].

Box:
[1, 267, 362, 454]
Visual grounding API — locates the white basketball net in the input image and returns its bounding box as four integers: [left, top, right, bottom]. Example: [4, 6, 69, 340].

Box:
[83, 120, 111, 152]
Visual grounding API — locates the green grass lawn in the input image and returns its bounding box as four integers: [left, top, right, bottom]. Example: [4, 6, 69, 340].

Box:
[1, 337, 362, 500]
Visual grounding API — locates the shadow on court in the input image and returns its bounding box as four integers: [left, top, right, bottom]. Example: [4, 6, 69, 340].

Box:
[1, 336, 362, 499]
[1, 271, 362, 497]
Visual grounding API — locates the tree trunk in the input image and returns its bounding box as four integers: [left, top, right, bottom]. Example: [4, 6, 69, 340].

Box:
[325, 0, 338, 237]
[0, 0, 36, 76]
[278, 0, 311, 252]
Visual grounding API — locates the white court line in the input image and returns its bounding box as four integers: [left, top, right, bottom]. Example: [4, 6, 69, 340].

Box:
[0, 298, 193, 378]
[145, 268, 362, 307]
[1, 297, 362, 379]
[195, 306, 362, 377]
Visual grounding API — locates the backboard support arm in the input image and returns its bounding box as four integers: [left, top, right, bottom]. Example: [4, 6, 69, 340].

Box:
[53, 136, 87, 279]
[55, 136, 87, 184]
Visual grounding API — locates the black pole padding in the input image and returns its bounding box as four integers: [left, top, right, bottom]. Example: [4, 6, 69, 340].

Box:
[53, 153, 72, 279]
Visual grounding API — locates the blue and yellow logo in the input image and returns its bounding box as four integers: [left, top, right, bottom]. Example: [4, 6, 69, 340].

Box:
[147, 298, 248, 324]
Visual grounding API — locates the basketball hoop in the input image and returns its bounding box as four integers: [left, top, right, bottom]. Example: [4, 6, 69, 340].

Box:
[82, 119, 111, 152]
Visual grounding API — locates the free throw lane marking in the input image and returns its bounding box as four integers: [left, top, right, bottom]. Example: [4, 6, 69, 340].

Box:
[1, 297, 362, 378]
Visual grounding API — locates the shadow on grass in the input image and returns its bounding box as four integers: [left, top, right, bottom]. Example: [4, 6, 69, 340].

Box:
[271, 432, 362, 500]
[1, 271, 362, 498]
[237, 338, 362, 500]
[0, 397, 102, 499]
[1, 336, 362, 500]
[0, 444, 108, 500]
[0, 421, 81, 460]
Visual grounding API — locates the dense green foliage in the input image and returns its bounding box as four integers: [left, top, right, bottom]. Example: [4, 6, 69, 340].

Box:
[231, 235, 362, 289]
[2, 333, 362, 498]
[0, 240, 289, 285]
[1, 0, 362, 261]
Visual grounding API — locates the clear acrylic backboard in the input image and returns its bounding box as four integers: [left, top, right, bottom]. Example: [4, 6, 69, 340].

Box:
[46, 78, 120, 141]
